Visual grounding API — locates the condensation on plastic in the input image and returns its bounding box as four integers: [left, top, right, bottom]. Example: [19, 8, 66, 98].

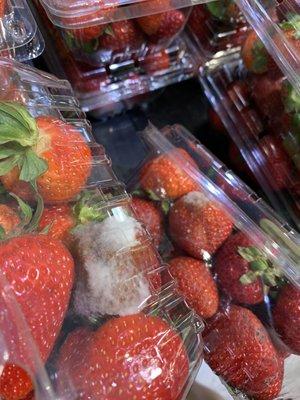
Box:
[199, 55, 300, 232]
[0, 0, 44, 61]
[102, 122, 300, 399]
[236, 0, 300, 94]
[0, 58, 203, 399]
[187, 1, 250, 63]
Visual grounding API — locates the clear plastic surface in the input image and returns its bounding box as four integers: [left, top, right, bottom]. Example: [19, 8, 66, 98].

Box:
[200, 42, 300, 231]
[36, 0, 192, 66]
[95, 121, 300, 400]
[0, 0, 44, 61]
[0, 58, 204, 399]
[187, 1, 250, 63]
[236, 0, 300, 95]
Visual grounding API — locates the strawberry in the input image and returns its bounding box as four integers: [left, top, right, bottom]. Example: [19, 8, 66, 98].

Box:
[273, 283, 300, 354]
[169, 256, 219, 319]
[57, 313, 189, 399]
[169, 191, 233, 257]
[214, 232, 281, 305]
[0, 234, 74, 399]
[147, 10, 185, 43]
[281, 79, 300, 115]
[140, 148, 199, 200]
[188, 5, 210, 42]
[99, 20, 144, 52]
[39, 204, 75, 244]
[0, 105, 92, 203]
[142, 49, 170, 73]
[0, 204, 20, 234]
[71, 213, 161, 318]
[136, 0, 171, 35]
[132, 196, 164, 247]
[280, 15, 300, 59]
[204, 305, 284, 400]
[69, 24, 105, 43]
[0, 0, 6, 18]
[206, 0, 240, 22]
[241, 31, 276, 74]
[259, 135, 294, 191]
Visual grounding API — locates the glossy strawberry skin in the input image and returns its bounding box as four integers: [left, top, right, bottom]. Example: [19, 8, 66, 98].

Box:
[169, 256, 219, 319]
[57, 313, 189, 399]
[0, 204, 20, 234]
[99, 20, 144, 52]
[132, 196, 164, 247]
[0, 235, 74, 399]
[273, 284, 300, 354]
[204, 305, 283, 400]
[169, 191, 233, 257]
[70, 25, 105, 43]
[214, 232, 264, 305]
[148, 10, 185, 42]
[39, 204, 75, 244]
[140, 148, 199, 200]
[136, 0, 170, 35]
[142, 50, 170, 73]
[259, 135, 294, 191]
[1, 116, 92, 203]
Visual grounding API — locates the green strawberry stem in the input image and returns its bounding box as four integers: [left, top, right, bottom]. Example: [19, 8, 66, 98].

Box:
[281, 80, 300, 114]
[73, 190, 109, 225]
[280, 14, 300, 39]
[0, 102, 47, 182]
[238, 245, 282, 287]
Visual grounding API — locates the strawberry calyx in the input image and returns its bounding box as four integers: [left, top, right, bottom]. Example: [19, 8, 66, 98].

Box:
[238, 246, 282, 287]
[206, 0, 233, 21]
[73, 190, 109, 225]
[251, 39, 269, 74]
[0, 102, 48, 183]
[280, 14, 300, 39]
[132, 188, 171, 215]
[281, 80, 300, 114]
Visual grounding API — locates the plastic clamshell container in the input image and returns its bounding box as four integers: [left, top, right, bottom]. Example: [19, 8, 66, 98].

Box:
[0, 0, 44, 61]
[37, 0, 195, 67]
[38, 9, 199, 115]
[236, 0, 300, 95]
[0, 58, 203, 399]
[187, 0, 250, 63]
[94, 121, 300, 399]
[199, 54, 300, 232]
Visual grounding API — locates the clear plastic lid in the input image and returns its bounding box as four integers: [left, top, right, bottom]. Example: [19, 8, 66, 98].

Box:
[40, 0, 212, 28]
[0, 58, 204, 399]
[0, 0, 44, 61]
[94, 121, 300, 399]
[236, 0, 300, 94]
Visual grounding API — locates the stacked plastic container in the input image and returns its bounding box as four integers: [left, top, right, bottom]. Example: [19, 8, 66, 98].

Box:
[34, 0, 202, 116]
[198, 0, 300, 231]
[0, 0, 44, 61]
[0, 57, 206, 399]
[97, 121, 300, 400]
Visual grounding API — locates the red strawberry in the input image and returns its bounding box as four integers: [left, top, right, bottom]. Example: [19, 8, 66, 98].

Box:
[0, 234, 74, 399]
[0, 204, 20, 234]
[57, 313, 189, 399]
[69, 24, 105, 43]
[273, 283, 300, 354]
[99, 20, 144, 52]
[132, 196, 164, 247]
[169, 191, 233, 257]
[259, 135, 294, 191]
[71, 213, 161, 318]
[188, 5, 210, 42]
[148, 10, 185, 43]
[39, 204, 75, 244]
[214, 232, 281, 305]
[136, 0, 171, 35]
[0, 107, 92, 203]
[140, 148, 199, 200]
[142, 49, 170, 73]
[204, 305, 284, 400]
[169, 256, 219, 319]
[0, 0, 6, 18]
[241, 30, 276, 74]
